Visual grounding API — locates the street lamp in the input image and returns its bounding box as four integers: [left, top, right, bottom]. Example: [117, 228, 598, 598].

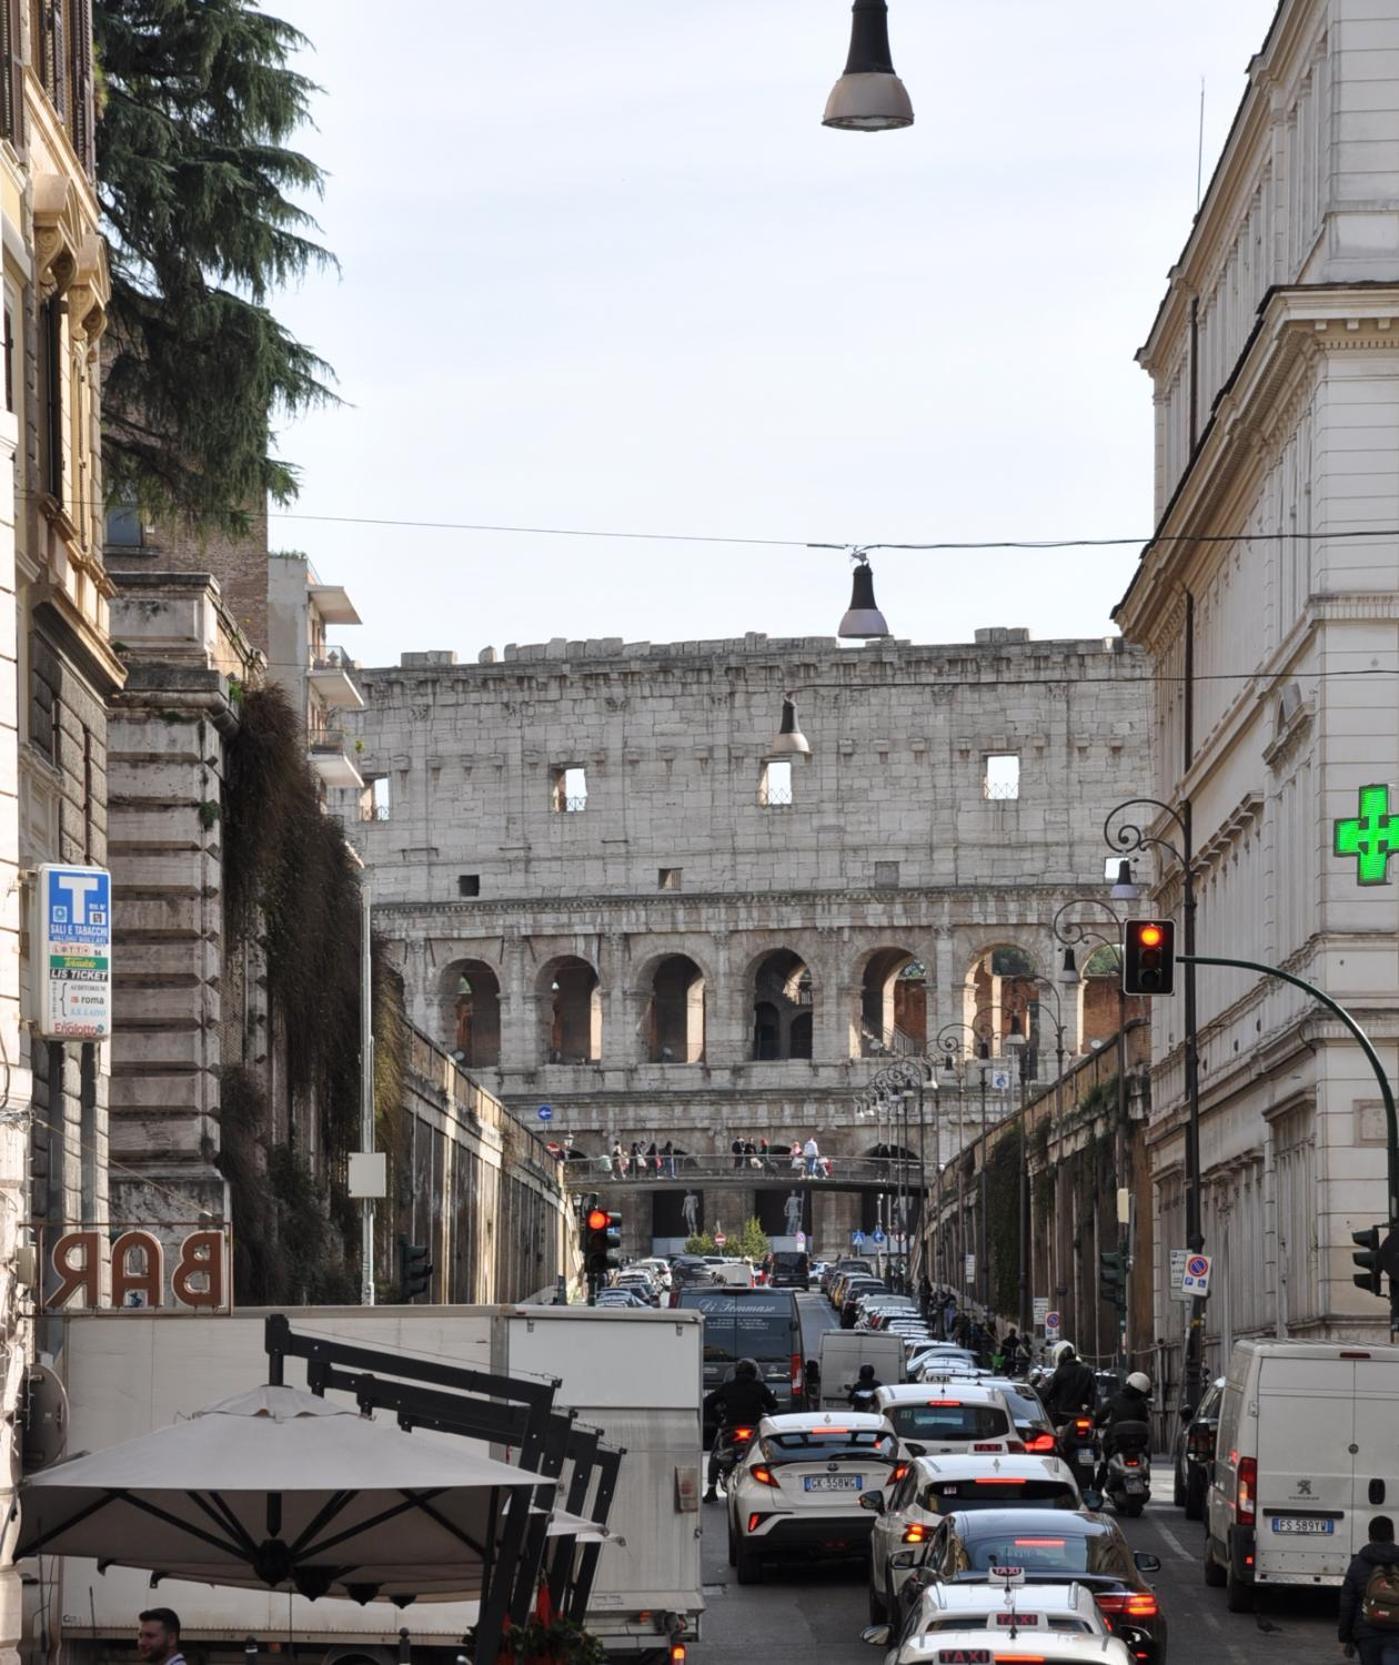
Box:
[868, 1058, 935, 1288]
[769, 693, 812, 757]
[936, 1020, 996, 1313]
[1106, 798, 1203, 1411]
[837, 551, 891, 638]
[823, 0, 915, 132]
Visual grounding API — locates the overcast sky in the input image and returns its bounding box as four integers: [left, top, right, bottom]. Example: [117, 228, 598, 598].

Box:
[270, 0, 1279, 667]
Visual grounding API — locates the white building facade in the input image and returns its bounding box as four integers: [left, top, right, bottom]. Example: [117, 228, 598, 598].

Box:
[1117, 0, 1399, 1388]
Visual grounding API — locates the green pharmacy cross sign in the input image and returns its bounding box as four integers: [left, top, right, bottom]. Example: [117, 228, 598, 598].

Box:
[1335, 784, 1399, 885]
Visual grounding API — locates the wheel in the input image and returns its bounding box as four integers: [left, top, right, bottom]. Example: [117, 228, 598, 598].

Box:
[1225, 1553, 1253, 1613]
[1203, 1535, 1227, 1588]
[1172, 1455, 1186, 1507]
[1184, 1467, 1206, 1522]
[868, 1581, 887, 1624]
[1119, 1497, 1145, 1518]
[735, 1544, 762, 1585]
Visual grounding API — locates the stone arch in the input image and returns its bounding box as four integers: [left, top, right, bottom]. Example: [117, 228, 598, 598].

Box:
[854, 945, 927, 1057]
[639, 953, 707, 1063]
[962, 940, 1041, 1056]
[536, 955, 602, 1064]
[438, 957, 502, 1068]
[748, 948, 814, 1061]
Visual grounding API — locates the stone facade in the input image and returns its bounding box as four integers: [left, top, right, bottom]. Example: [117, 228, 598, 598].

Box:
[1118, 0, 1399, 1385]
[349, 629, 1150, 1257]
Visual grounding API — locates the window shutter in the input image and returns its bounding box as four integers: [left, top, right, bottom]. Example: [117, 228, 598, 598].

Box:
[0, 0, 18, 144]
[70, 0, 92, 169]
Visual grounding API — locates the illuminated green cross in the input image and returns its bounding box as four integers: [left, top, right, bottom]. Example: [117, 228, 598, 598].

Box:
[1334, 784, 1399, 885]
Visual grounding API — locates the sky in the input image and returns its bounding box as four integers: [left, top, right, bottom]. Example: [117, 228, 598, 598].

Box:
[268, 0, 1281, 668]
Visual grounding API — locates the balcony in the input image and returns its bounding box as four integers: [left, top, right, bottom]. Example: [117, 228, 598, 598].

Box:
[308, 725, 364, 790]
[309, 583, 361, 626]
[308, 646, 364, 711]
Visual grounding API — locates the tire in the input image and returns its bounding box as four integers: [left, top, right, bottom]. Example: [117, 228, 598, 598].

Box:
[735, 1545, 762, 1586]
[727, 1525, 737, 1568]
[1184, 1468, 1206, 1522]
[1119, 1496, 1146, 1518]
[868, 1582, 886, 1624]
[1203, 1535, 1227, 1588]
[1172, 1456, 1186, 1508]
[1225, 1554, 1253, 1613]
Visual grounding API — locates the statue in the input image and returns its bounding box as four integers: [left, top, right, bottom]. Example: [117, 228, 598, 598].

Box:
[682, 1191, 701, 1235]
[784, 1190, 804, 1236]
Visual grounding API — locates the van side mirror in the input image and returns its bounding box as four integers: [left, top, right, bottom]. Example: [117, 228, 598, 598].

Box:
[906, 1442, 927, 1457]
[861, 1626, 891, 1647]
[860, 1491, 885, 1514]
[1134, 1551, 1162, 1573]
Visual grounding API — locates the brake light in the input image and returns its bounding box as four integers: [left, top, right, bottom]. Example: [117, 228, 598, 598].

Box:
[1123, 1457, 1140, 1468]
[1124, 1594, 1158, 1618]
[749, 1464, 779, 1488]
[902, 1523, 928, 1543]
[669, 1646, 687, 1665]
[1011, 1538, 1065, 1547]
[792, 1352, 803, 1389]
[732, 1428, 753, 1442]
[1073, 1418, 1093, 1434]
[928, 1399, 960, 1407]
[890, 1462, 910, 1483]
[1237, 1456, 1257, 1527]
[1026, 1432, 1056, 1453]
[975, 1478, 1027, 1485]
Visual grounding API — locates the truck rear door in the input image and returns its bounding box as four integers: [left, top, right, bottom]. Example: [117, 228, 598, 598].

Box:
[1256, 1353, 1352, 1582]
[1351, 1355, 1399, 1556]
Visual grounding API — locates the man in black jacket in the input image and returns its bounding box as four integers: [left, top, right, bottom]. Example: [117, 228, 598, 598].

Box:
[1042, 1346, 1096, 1424]
[1339, 1515, 1399, 1664]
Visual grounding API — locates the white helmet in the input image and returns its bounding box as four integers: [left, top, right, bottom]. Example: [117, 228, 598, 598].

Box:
[1126, 1371, 1151, 1395]
[1050, 1340, 1076, 1366]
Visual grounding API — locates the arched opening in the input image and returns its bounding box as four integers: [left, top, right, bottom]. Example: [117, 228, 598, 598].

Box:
[1080, 943, 1123, 1049]
[965, 944, 1039, 1056]
[539, 957, 602, 1063]
[440, 960, 501, 1068]
[859, 1144, 919, 1234]
[858, 949, 926, 1056]
[644, 955, 706, 1063]
[751, 950, 814, 1061]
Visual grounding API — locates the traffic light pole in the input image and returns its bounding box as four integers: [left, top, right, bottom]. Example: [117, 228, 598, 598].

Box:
[1181, 953, 1399, 1344]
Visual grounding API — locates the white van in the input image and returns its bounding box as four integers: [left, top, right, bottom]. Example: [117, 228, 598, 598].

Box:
[1204, 1338, 1399, 1612]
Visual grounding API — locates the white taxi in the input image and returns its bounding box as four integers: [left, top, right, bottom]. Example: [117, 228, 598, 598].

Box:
[874, 1382, 1020, 1460]
[726, 1410, 899, 1584]
[863, 1579, 1122, 1663]
[872, 1625, 1131, 1665]
[865, 1453, 1082, 1620]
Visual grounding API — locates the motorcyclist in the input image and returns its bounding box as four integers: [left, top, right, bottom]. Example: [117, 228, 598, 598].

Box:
[1094, 1371, 1152, 1490]
[1042, 1344, 1097, 1424]
[703, 1358, 777, 1501]
[847, 1363, 883, 1411]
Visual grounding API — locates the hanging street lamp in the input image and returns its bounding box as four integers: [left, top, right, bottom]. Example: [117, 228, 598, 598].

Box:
[823, 0, 915, 131]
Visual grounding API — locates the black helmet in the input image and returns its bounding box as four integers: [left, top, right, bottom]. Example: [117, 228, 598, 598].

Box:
[857, 1364, 877, 1381]
[734, 1357, 759, 1381]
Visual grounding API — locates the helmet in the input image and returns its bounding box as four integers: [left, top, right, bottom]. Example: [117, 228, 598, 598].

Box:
[857, 1364, 877, 1381]
[734, 1357, 759, 1381]
[1126, 1371, 1151, 1395]
[1054, 1343, 1076, 1365]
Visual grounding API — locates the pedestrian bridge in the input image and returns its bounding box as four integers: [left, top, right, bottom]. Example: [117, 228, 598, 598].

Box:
[559, 1153, 920, 1194]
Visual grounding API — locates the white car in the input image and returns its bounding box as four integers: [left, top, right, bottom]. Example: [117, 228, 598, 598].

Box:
[865, 1453, 1082, 1619]
[874, 1382, 1020, 1459]
[868, 1598, 1131, 1665]
[865, 1580, 1118, 1660]
[725, 1410, 899, 1583]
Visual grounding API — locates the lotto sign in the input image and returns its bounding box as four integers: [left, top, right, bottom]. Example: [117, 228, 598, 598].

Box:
[34, 865, 111, 1039]
[1181, 1253, 1212, 1297]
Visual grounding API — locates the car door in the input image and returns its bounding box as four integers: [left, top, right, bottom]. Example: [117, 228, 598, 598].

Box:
[871, 1464, 917, 1584]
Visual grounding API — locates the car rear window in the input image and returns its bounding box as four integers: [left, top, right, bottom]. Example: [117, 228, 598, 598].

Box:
[922, 1480, 1079, 1513]
[764, 1428, 898, 1463]
[888, 1403, 1011, 1441]
[962, 1531, 1133, 1577]
[920, 1615, 1095, 1634]
[678, 1290, 797, 1364]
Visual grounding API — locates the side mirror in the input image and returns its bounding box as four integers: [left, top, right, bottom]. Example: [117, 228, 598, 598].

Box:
[906, 1443, 927, 1457]
[1178, 1403, 1196, 1422]
[1134, 1552, 1162, 1573]
[859, 1490, 885, 1513]
[861, 1626, 891, 1647]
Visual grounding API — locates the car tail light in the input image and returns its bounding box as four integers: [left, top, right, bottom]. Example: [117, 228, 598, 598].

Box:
[1006, 1440, 1025, 1453]
[1237, 1456, 1257, 1526]
[890, 1462, 910, 1483]
[669, 1646, 686, 1665]
[792, 1353, 803, 1389]
[732, 1428, 753, 1442]
[902, 1523, 928, 1543]
[749, 1464, 779, 1488]
[1123, 1457, 1141, 1468]
[1025, 1432, 1056, 1453]
[1123, 1594, 1158, 1618]
[747, 1512, 763, 1533]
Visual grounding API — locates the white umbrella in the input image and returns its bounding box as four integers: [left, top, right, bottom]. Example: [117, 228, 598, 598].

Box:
[19, 1384, 546, 1604]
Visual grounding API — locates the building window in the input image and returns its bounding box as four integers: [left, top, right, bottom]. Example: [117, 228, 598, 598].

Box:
[658, 867, 682, 892]
[457, 874, 480, 898]
[39, 295, 63, 498]
[550, 764, 587, 813]
[873, 861, 900, 887]
[0, 0, 20, 145]
[104, 503, 144, 548]
[1, 301, 12, 413]
[759, 759, 792, 807]
[984, 753, 1020, 800]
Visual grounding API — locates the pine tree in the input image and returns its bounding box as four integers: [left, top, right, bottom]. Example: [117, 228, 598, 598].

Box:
[95, 0, 338, 529]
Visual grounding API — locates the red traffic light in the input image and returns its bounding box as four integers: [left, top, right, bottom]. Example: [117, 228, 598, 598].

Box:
[586, 1207, 609, 1232]
[1138, 923, 1164, 948]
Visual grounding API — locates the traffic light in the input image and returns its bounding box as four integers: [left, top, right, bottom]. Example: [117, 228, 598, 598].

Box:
[584, 1204, 622, 1281]
[397, 1236, 432, 1302]
[1099, 1249, 1127, 1310]
[1353, 1226, 1384, 1297]
[1122, 919, 1175, 996]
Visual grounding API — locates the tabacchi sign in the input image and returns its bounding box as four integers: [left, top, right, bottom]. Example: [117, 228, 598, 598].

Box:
[40, 1226, 232, 1313]
[32, 864, 112, 1039]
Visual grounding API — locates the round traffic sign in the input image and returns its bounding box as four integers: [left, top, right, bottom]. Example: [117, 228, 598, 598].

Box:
[537, 1105, 553, 1122]
[795, 1230, 807, 1249]
[1045, 1310, 1061, 1329]
[871, 1229, 887, 1245]
[1186, 1255, 1208, 1278]
[714, 1231, 727, 1247]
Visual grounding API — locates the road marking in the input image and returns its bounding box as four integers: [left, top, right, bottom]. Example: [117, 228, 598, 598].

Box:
[1152, 1518, 1197, 1563]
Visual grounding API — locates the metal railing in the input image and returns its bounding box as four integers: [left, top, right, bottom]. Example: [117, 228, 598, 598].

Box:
[313, 646, 359, 672]
[558, 1152, 928, 1187]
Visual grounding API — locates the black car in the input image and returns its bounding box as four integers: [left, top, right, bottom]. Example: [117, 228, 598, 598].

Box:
[894, 1507, 1167, 1665]
[765, 1250, 810, 1289]
[1171, 1375, 1224, 1519]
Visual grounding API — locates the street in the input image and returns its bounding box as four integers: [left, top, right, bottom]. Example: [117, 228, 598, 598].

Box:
[693, 1462, 1340, 1665]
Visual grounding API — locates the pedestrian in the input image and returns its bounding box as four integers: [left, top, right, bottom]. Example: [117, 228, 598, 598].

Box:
[611, 1140, 627, 1178]
[744, 1138, 758, 1169]
[803, 1135, 820, 1177]
[759, 1137, 770, 1171]
[662, 1138, 676, 1178]
[631, 1139, 644, 1175]
[646, 1140, 659, 1174]
[1340, 1514, 1399, 1664]
[790, 1141, 803, 1172]
[731, 1136, 745, 1172]
[137, 1610, 185, 1665]
[918, 1273, 933, 1319]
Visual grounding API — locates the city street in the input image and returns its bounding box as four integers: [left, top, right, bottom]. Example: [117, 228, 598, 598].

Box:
[693, 1463, 1339, 1665]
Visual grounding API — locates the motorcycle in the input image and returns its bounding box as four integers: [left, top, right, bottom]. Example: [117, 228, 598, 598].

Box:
[710, 1421, 757, 1493]
[846, 1384, 880, 1413]
[1056, 1414, 1103, 1505]
[1101, 1418, 1152, 1517]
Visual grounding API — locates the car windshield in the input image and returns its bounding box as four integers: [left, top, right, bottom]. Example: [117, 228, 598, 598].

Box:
[962, 1531, 1132, 1576]
[887, 1403, 1010, 1440]
[763, 1428, 897, 1463]
[923, 1480, 1079, 1513]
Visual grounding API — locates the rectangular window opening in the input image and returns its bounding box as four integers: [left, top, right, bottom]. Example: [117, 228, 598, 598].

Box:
[104, 503, 144, 548]
[984, 753, 1020, 801]
[874, 860, 900, 888]
[551, 764, 588, 813]
[658, 867, 682, 892]
[759, 759, 793, 808]
[457, 874, 480, 898]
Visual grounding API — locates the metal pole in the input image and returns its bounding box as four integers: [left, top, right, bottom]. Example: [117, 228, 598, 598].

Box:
[1181, 802, 1204, 1408]
[1116, 991, 1129, 1372]
[360, 877, 376, 1306]
[917, 1080, 928, 1291]
[978, 1067, 988, 1311]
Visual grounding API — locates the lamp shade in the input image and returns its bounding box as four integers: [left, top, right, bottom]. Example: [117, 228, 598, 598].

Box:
[1059, 947, 1079, 987]
[838, 558, 891, 638]
[1109, 858, 1144, 901]
[823, 0, 914, 131]
[769, 695, 812, 757]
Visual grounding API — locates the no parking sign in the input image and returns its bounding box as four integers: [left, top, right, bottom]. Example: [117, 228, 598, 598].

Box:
[1181, 1253, 1212, 1297]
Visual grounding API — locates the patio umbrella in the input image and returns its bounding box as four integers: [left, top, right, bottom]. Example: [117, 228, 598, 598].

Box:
[18, 1383, 546, 1605]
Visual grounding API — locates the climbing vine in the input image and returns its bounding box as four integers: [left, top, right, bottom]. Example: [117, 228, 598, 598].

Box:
[984, 1131, 1023, 1316]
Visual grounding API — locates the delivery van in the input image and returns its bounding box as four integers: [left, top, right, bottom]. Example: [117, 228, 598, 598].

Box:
[818, 1330, 906, 1407]
[1203, 1338, 1399, 1612]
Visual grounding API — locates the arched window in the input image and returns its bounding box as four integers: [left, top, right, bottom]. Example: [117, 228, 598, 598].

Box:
[645, 955, 706, 1063]
[858, 948, 926, 1056]
[539, 957, 602, 1063]
[440, 960, 501, 1068]
[751, 951, 814, 1062]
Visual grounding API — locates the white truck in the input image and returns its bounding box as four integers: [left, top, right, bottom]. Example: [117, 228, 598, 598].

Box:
[40, 1305, 704, 1665]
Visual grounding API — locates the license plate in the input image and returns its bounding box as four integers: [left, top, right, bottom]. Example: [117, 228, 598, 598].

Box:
[1124, 1478, 1145, 1494]
[1076, 1450, 1096, 1466]
[804, 1474, 861, 1492]
[1271, 1516, 1334, 1535]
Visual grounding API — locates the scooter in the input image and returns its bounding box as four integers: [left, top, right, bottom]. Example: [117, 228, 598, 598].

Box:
[846, 1384, 880, 1413]
[710, 1421, 757, 1493]
[1056, 1414, 1103, 1506]
[1101, 1419, 1152, 1517]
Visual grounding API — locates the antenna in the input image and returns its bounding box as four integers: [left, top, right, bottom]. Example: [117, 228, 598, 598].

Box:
[1196, 77, 1206, 211]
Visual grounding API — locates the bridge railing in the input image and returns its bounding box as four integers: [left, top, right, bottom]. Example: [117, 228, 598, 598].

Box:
[558, 1152, 924, 1187]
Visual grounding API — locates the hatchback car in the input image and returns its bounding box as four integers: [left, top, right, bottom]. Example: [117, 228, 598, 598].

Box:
[874, 1383, 1020, 1459]
[726, 1410, 899, 1583]
[874, 1626, 1133, 1665]
[949, 1376, 1057, 1455]
[865, 1579, 1120, 1663]
[896, 1510, 1167, 1665]
[865, 1453, 1082, 1620]
[1170, 1375, 1223, 1519]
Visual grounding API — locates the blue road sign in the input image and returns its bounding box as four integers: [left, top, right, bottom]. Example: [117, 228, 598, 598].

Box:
[851, 1230, 866, 1246]
[871, 1229, 887, 1246]
[537, 1104, 554, 1122]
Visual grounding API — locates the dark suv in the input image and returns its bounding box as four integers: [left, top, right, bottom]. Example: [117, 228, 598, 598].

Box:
[1172, 1375, 1224, 1519]
[765, 1251, 810, 1289]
